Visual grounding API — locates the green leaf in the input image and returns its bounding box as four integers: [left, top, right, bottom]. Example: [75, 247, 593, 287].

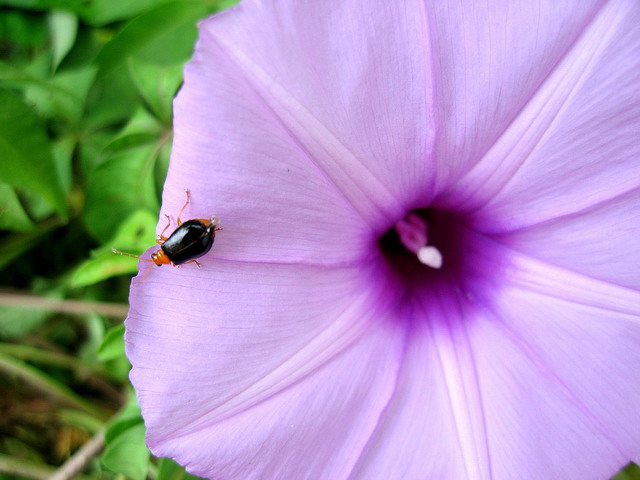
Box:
[97, 324, 125, 362]
[109, 106, 164, 148]
[95, 322, 130, 382]
[20, 185, 55, 221]
[0, 9, 49, 51]
[52, 136, 74, 194]
[24, 66, 97, 123]
[614, 463, 640, 480]
[129, 57, 184, 124]
[84, 142, 159, 240]
[0, 281, 66, 339]
[102, 394, 149, 480]
[122, 103, 166, 133]
[0, 88, 68, 217]
[157, 457, 206, 480]
[83, 64, 139, 130]
[78, 0, 172, 26]
[0, 214, 62, 270]
[107, 208, 159, 251]
[0, 183, 35, 232]
[77, 312, 106, 363]
[0, 303, 50, 340]
[0, 59, 53, 95]
[0, 0, 86, 12]
[48, 9, 78, 70]
[0, 0, 164, 25]
[72, 209, 158, 287]
[0, 0, 54, 7]
[94, 1, 214, 76]
[102, 422, 148, 479]
[19, 49, 51, 80]
[105, 392, 142, 438]
[72, 253, 139, 287]
[78, 130, 113, 176]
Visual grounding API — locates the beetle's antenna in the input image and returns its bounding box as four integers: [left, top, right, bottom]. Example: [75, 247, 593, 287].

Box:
[112, 249, 155, 282]
[111, 249, 153, 262]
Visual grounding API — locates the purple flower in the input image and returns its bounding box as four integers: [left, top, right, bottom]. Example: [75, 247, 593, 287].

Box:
[125, 0, 640, 478]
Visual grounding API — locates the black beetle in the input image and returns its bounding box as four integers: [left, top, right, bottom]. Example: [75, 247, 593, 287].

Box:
[113, 190, 222, 269]
[150, 216, 220, 267]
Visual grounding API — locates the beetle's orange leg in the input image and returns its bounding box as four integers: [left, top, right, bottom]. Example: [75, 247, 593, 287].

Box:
[182, 259, 201, 269]
[176, 190, 191, 226]
[157, 214, 171, 244]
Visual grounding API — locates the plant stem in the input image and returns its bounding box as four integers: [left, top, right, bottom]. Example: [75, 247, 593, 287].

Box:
[0, 453, 91, 480]
[0, 352, 109, 420]
[49, 429, 105, 480]
[0, 288, 129, 318]
[0, 342, 126, 405]
[0, 453, 55, 480]
[0, 342, 105, 375]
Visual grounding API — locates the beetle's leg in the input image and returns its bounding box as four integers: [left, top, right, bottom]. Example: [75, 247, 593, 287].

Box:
[157, 214, 171, 244]
[182, 259, 202, 269]
[200, 216, 222, 231]
[176, 189, 191, 226]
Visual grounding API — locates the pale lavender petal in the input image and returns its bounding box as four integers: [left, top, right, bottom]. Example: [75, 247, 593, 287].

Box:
[164, 0, 436, 266]
[347, 303, 477, 480]
[126, 260, 407, 479]
[128, 260, 394, 434]
[424, 0, 605, 195]
[467, 248, 640, 479]
[438, 0, 640, 231]
[351, 236, 640, 480]
[150, 316, 407, 480]
[499, 187, 640, 290]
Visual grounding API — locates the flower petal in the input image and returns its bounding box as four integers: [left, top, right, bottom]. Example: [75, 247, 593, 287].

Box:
[467, 249, 640, 479]
[126, 260, 407, 479]
[438, 0, 640, 232]
[498, 187, 640, 290]
[164, 0, 436, 264]
[425, 0, 606, 194]
[348, 303, 481, 480]
[153, 319, 406, 480]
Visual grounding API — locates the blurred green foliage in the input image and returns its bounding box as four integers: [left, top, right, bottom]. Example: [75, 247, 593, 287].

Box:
[0, 0, 638, 479]
[0, 0, 235, 478]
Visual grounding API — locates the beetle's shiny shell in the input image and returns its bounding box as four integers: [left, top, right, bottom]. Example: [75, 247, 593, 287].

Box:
[161, 220, 215, 265]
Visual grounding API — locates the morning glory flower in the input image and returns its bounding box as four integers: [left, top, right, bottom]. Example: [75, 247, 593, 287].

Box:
[125, 0, 640, 478]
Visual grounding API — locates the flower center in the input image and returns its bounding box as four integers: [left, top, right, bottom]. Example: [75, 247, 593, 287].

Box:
[379, 209, 478, 294]
[394, 213, 443, 269]
[378, 208, 510, 319]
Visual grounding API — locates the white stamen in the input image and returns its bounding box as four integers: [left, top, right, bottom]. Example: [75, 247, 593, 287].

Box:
[417, 245, 443, 269]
